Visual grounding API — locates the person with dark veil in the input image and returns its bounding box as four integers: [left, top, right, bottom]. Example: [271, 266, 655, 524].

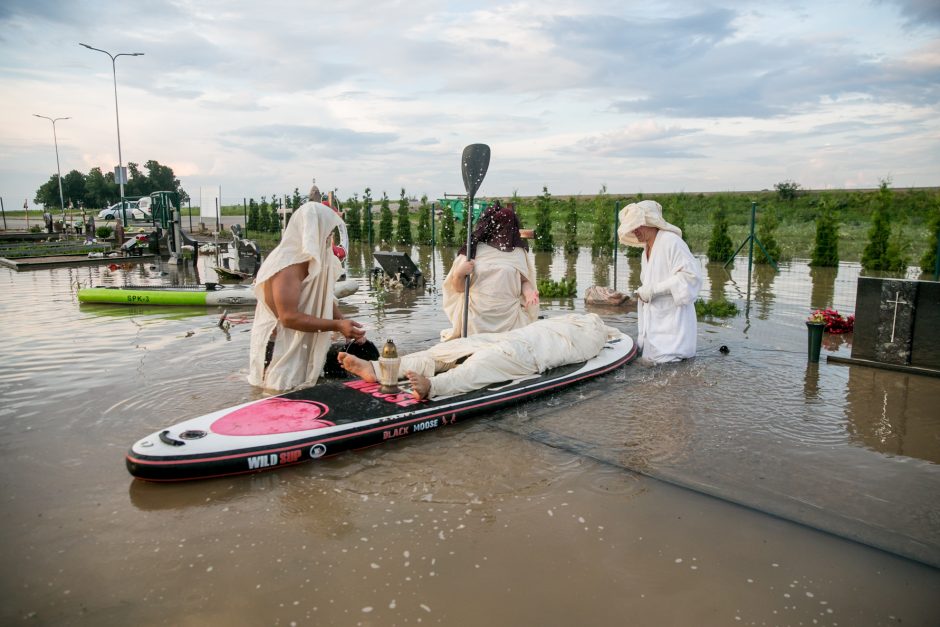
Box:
[440, 200, 539, 341]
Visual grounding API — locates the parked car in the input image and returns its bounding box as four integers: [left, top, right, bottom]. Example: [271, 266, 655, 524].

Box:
[97, 201, 151, 221]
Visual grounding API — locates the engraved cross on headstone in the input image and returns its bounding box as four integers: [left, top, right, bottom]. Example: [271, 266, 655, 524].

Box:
[886, 291, 909, 343]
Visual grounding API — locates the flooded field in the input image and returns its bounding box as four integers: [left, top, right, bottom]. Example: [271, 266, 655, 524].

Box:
[0, 244, 938, 626]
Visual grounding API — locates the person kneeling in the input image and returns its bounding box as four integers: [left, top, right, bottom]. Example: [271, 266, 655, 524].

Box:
[339, 313, 618, 400]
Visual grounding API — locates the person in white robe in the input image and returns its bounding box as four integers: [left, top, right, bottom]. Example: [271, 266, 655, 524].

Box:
[441, 202, 539, 341]
[338, 313, 618, 400]
[248, 201, 365, 391]
[617, 200, 702, 363]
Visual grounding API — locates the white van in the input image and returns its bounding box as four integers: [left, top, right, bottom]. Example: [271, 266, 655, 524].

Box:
[97, 199, 152, 221]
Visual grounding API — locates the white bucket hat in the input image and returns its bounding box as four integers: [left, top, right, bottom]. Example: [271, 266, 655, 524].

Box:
[617, 200, 682, 247]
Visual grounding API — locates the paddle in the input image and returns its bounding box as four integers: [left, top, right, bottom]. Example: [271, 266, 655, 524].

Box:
[460, 143, 491, 338]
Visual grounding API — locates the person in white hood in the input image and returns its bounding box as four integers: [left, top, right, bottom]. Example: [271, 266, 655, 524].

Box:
[248, 201, 365, 391]
[618, 200, 702, 363]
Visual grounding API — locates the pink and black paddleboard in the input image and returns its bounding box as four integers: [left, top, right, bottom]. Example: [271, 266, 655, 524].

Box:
[126, 333, 636, 481]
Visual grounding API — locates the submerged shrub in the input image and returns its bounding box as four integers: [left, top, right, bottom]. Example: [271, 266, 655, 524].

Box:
[536, 276, 577, 297]
[695, 298, 739, 318]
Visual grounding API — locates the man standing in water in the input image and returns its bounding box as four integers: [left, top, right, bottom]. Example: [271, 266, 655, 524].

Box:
[618, 200, 702, 363]
[248, 200, 365, 391]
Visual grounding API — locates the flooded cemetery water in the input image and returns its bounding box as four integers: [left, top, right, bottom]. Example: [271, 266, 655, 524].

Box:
[1, 244, 939, 626]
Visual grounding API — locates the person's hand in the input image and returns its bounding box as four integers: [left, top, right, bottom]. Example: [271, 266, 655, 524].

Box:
[635, 284, 653, 303]
[337, 319, 365, 342]
[522, 282, 540, 306]
[456, 257, 475, 279]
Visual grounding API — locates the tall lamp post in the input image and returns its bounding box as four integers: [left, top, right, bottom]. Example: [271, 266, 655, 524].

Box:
[79, 42, 143, 227]
[33, 114, 70, 227]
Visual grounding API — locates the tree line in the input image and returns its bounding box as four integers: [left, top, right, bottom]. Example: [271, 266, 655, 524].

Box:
[331, 180, 938, 275]
[34, 159, 186, 210]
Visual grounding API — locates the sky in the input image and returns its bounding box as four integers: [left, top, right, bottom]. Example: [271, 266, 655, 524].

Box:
[1, 0, 938, 210]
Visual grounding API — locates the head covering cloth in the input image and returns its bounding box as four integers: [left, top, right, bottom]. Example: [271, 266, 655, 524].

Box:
[459, 203, 528, 257]
[617, 200, 683, 248]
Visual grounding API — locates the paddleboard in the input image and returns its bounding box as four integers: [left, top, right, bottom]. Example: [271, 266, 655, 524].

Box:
[78, 279, 359, 306]
[126, 332, 637, 481]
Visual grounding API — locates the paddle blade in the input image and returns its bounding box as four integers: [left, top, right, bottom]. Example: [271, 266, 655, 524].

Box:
[461, 144, 491, 198]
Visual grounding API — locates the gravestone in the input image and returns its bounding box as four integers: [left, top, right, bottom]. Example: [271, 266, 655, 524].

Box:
[373, 251, 423, 288]
[837, 277, 940, 374]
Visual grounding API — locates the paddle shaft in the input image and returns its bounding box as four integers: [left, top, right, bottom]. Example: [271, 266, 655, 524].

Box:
[459, 144, 491, 338]
[461, 193, 475, 337]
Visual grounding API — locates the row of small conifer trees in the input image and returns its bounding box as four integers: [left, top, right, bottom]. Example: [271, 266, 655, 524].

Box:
[249, 180, 939, 275]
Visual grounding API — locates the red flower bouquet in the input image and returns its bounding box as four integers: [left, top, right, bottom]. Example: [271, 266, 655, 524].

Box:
[807, 309, 855, 334]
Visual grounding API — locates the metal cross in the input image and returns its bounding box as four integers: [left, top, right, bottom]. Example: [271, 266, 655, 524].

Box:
[886, 291, 909, 343]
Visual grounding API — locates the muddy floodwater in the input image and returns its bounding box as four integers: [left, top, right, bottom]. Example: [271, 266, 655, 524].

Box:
[1, 244, 939, 626]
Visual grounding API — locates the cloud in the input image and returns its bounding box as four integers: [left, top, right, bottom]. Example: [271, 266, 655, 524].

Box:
[881, 0, 940, 27]
[574, 121, 706, 158]
[221, 124, 398, 161]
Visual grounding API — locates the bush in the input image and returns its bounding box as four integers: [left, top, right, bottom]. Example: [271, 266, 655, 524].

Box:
[591, 185, 614, 255]
[537, 276, 576, 297]
[707, 206, 734, 263]
[439, 203, 455, 247]
[775, 180, 801, 201]
[96, 225, 113, 239]
[345, 194, 361, 241]
[811, 200, 840, 267]
[416, 195, 432, 245]
[861, 180, 906, 272]
[695, 298, 739, 318]
[395, 188, 412, 246]
[563, 196, 578, 254]
[533, 186, 554, 251]
[919, 202, 940, 273]
[379, 193, 394, 243]
[754, 206, 781, 264]
[361, 188, 373, 243]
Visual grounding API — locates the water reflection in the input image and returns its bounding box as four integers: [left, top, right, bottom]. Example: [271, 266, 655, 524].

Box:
[440, 246, 456, 279]
[803, 362, 820, 400]
[533, 250, 552, 279]
[810, 266, 838, 310]
[844, 366, 940, 463]
[753, 264, 776, 320]
[565, 253, 577, 286]
[705, 262, 730, 302]
[593, 252, 610, 288]
[2, 248, 940, 588]
[627, 255, 641, 292]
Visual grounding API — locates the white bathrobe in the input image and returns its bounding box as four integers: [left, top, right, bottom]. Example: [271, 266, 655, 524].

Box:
[378, 313, 617, 399]
[636, 231, 702, 363]
[248, 202, 344, 391]
[441, 243, 538, 341]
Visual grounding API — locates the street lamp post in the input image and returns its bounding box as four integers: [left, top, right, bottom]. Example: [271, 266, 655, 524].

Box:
[33, 114, 70, 230]
[79, 43, 144, 228]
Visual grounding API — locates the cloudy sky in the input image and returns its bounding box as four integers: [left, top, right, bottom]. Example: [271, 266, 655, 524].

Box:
[1, 0, 938, 210]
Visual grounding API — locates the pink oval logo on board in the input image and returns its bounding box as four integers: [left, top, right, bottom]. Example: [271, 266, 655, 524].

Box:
[212, 398, 334, 436]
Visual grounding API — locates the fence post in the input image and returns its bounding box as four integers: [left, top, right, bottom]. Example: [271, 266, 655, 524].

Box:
[612, 201, 620, 290]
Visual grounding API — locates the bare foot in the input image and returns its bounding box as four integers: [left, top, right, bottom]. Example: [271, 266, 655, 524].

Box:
[405, 371, 431, 400]
[338, 352, 377, 382]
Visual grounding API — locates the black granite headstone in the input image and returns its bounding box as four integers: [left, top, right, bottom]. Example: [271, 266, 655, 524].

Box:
[911, 280, 940, 368]
[851, 277, 940, 370]
[372, 251, 423, 288]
